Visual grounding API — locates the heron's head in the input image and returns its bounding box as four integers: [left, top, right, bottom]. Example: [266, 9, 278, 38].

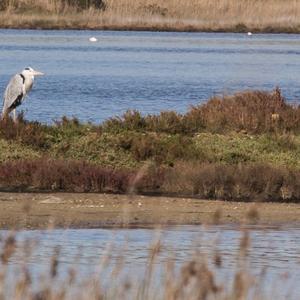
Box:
[22, 67, 44, 77]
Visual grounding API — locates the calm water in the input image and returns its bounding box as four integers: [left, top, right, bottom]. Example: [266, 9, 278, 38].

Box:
[1, 225, 300, 299]
[0, 30, 299, 123]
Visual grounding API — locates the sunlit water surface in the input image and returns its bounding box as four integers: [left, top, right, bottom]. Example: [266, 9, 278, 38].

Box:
[0, 30, 299, 123]
[1, 225, 299, 299]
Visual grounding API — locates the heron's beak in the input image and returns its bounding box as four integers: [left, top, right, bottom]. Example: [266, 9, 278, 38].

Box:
[33, 70, 44, 76]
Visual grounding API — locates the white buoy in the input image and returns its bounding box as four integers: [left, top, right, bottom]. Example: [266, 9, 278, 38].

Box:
[89, 37, 98, 42]
[247, 32, 252, 36]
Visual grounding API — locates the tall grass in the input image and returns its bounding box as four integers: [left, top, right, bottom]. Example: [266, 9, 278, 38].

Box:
[0, 227, 287, 300]
[0, 0, 300, 32]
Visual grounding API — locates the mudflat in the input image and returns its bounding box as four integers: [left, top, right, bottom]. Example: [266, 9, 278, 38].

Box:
[0, 192, 299, 229]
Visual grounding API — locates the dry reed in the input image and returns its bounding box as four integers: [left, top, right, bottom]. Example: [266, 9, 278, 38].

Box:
[0, 0, 300, 32]
[0, 227, 286, 300]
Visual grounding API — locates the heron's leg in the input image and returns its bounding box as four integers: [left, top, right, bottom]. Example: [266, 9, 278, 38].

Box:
[13, 109, 17, 123]
[1, 108, 6, 121]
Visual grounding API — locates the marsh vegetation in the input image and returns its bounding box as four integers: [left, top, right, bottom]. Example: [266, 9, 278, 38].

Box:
[0, 0, 300, 32]
[0, 89, 300, 201]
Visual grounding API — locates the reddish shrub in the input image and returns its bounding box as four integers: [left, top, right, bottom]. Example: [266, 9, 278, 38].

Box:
[0, 159, 299, 202]
[0, 159, 164, 194]
[163, 162, 300, 202]
[0, 114, 50, 149]
[102, 89, 300, 134]
[0, 159, 132, 193]
[187, 88, 300, 134]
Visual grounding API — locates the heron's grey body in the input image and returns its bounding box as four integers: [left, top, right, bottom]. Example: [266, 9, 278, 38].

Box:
[2, 67, 44, 122]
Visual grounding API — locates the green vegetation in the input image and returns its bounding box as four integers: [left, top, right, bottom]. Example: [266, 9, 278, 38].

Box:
[3, 131, 299, 169]
[194, 133, 300, 167]
[0, 89, 300, 201]
[1, 89, 299, 167]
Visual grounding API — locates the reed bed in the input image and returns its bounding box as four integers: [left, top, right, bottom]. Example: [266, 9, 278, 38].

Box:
[0, 0, 300, 32]
[0, 226, 287, 300]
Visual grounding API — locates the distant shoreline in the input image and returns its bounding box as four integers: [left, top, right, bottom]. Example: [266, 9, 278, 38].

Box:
[0, 24, 299, 34]
[0, 1, 299, 34]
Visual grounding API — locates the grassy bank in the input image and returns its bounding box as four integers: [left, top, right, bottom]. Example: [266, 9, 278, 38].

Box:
[0, 89, 300, 202]
[0, 0, 300, 32]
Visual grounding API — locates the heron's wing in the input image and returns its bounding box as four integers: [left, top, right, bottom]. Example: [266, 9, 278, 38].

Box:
[2, 74, 25, 114]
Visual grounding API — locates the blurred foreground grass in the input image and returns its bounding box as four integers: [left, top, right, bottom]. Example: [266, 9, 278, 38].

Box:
[0, 223, 295, 300]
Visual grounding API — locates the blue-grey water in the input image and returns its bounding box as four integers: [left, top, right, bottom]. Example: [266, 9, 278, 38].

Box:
[1, 225, 300, 299]
[0, 30, 299, 123]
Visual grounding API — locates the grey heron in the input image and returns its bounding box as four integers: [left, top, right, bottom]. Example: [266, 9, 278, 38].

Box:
[1, 67, 44, 122]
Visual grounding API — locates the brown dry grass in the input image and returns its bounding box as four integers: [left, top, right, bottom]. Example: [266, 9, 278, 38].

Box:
[163, 162, 300, 202]
[0, 0, 300, 32]
[0, 158, 300, 202]
[104, 88, 300, 134]
[186, 88, 300, 134]
[0, 227, 285, 300]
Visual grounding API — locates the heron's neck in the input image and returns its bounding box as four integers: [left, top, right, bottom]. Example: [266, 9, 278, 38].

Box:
[23, 75, 34, 93]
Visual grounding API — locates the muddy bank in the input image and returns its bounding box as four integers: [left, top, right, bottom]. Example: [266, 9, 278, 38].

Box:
[0, 192, 299, 229]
